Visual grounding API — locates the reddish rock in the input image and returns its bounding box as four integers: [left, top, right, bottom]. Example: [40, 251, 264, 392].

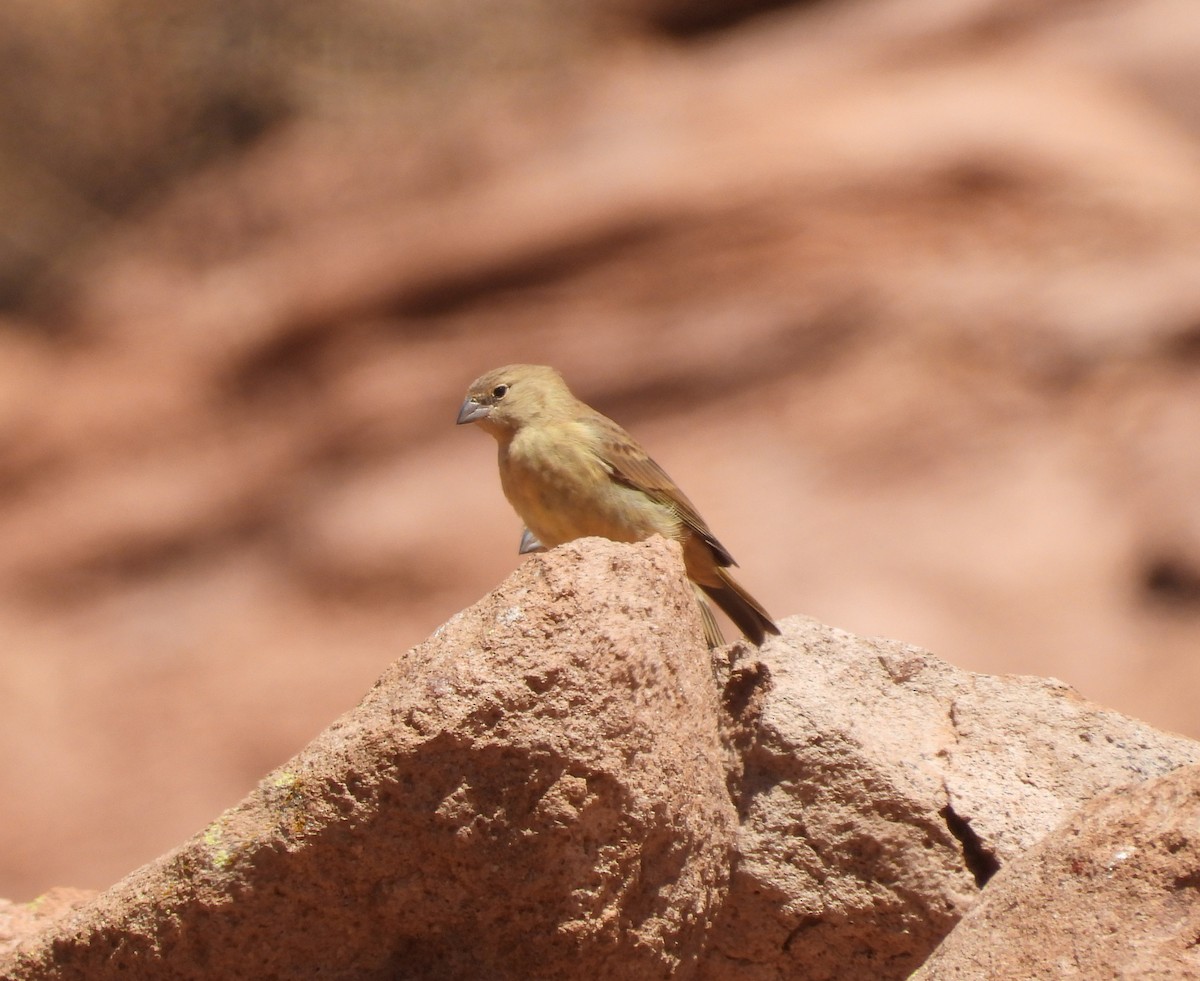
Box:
[1, 539, 735, 981]
[3, 540, 1197, 979]
[914, 763, 1200, 980]
[702, 618, 1200, 980]
[0, 889, 95, 960]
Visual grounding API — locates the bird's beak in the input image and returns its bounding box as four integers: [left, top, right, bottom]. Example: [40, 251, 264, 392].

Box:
[456, 398, 491, 425]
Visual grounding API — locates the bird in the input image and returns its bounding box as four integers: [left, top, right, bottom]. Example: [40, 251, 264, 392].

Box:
[456, 363, 779, 647]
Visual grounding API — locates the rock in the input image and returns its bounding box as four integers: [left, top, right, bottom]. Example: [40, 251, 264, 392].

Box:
[0, 889, 95, 959]
[702, 618, 1200, 980]
[913, 762, 1200, 979]
[0, 537, 736, 981]
[5, 540, 1199, 979]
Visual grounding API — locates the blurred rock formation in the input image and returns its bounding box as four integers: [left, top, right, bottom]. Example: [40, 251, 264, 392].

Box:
[2, 0, 1200, 900]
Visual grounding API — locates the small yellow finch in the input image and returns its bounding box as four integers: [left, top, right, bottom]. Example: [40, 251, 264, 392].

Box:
[457, 364, 779, 647]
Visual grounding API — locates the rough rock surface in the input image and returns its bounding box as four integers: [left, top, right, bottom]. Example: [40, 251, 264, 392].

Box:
[703, 617, 1200, 980]
[914, 762, 1200, 980]
[0, 890, 95, 960]
[1, 538, 736, 981]
[3, 539, 1198, 979]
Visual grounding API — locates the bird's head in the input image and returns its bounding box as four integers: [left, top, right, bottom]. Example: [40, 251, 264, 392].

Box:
[457, 364, 571, 439]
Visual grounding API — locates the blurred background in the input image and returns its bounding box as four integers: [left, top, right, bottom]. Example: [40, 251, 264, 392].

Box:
[1, 0, 1199, 900]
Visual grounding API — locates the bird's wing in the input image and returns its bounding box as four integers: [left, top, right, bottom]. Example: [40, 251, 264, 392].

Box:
[584, 411, 737, 567]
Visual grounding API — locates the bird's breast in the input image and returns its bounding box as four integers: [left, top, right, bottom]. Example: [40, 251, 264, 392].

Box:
[500, 426, 677, 549]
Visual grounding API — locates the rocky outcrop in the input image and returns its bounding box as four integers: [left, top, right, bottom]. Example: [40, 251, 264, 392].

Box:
[704, 617, 1200, 980]
[2, 538, 734, 981]
[914, 763, 1200, 979]
[2, 539, 1197, 979]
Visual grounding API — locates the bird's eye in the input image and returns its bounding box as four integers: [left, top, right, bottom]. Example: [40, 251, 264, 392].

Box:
[492, 384, 509, 399]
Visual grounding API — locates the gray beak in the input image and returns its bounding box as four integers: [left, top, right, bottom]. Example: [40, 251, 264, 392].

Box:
[456, 399, 491, 425]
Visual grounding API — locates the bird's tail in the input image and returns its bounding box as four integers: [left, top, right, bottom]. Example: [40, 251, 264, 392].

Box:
[692, 584, 726, 649]
[699, 568, 780, 647]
